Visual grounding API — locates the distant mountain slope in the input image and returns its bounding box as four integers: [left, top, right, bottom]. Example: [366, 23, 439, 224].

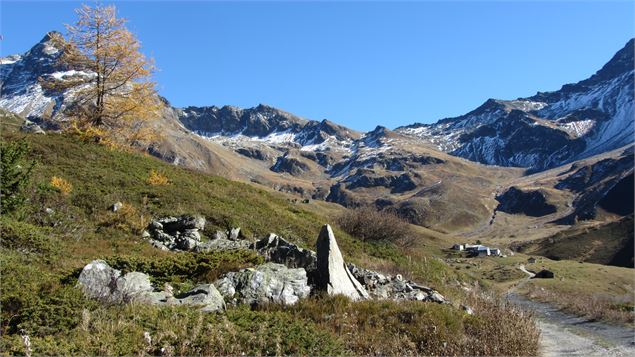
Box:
[1, 32, 633, 238]
[397, 39, 634, 171]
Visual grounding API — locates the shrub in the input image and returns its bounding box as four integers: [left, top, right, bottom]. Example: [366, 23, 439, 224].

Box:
[97, 202, 148, 234]
[103, 250, 263, 288]
[0, 216, 58, 256]
[0, 304, 343, 356]
[0, 252, 96, 336]
[336, 206, 414, 245]
[50, 176, 73, 196]
[146, 169, 169, 186]
[0, 139, 35, 213]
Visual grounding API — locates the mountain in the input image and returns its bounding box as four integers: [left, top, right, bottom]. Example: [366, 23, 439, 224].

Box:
[1, 32, 633, 239]
[397, 39, 634, 171]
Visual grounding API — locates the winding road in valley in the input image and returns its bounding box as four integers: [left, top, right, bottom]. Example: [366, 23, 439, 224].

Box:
[507, 266, 635, 356]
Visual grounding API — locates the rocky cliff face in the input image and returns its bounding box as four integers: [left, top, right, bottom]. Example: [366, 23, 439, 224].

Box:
[398, 39, 634, 171]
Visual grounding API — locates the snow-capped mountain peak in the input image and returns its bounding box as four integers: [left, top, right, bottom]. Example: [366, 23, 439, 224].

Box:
[396, 38, 634, 171]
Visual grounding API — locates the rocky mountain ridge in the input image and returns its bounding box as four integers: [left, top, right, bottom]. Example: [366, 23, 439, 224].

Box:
[397, 39, 634, 171]
[1, 32, 633, 237]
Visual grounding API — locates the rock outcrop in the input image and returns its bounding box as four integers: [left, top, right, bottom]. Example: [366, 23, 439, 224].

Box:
[146, 215, 206, 251]
[141, 216, 447, 306]
[252, 234, 318, 279]
[77, 260, 225, 312]
[347, 263, 447, 303]
[215, 263, 311, 306]
[145, 216, 250, 252]
[495, 187, 557, 217]
[20, 120, 45, 134]
[315, 224, 369, 300]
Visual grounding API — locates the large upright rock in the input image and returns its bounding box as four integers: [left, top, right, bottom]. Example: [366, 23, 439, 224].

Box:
[315, 224, 369, 300]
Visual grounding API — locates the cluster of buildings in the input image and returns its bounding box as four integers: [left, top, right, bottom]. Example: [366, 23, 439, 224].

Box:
[451, 243, 502, 257]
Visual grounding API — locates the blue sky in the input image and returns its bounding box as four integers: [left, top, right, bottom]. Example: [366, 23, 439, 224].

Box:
[1, 1, 634, 131]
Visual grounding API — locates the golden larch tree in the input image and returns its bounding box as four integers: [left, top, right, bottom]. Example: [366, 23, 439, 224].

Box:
[49, 4, 160, 146]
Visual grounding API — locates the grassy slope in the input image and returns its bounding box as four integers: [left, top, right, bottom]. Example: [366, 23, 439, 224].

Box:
[517, 215, 634, 268]
[0, 115, 539, 355]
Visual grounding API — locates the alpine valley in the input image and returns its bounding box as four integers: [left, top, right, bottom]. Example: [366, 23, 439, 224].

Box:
[1, 33, 633, 266]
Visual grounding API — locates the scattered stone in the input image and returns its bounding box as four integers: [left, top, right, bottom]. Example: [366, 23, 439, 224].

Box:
[77, 260, 122, 302]
[195, 239, 250, 252]
[315, 224, 369, 300]
[229, 227, 241, 240]
[111, 202, 123, 212]
[20, 120, 45, 134]
[461, 304, 474, 315]
[212, 230, 228, 240]
[114, 272, 154, 303]
[347, 263, 448, 303]
[215, 263, 310, 306]
[172, 284, 225, 312]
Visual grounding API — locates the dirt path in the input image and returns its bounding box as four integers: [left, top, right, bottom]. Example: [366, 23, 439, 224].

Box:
[507, 267, 635, 356]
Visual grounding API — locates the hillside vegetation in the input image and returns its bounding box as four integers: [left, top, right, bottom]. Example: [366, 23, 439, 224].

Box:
[0, 112, 539, 355]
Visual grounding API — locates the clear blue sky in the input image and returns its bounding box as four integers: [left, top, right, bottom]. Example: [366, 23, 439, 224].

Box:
[1, 1, 634, 131]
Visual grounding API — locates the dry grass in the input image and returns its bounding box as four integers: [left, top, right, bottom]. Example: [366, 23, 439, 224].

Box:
[528, 287, 634, 325]
[258, 294, 540, 356]
[97, 202, 149, 234]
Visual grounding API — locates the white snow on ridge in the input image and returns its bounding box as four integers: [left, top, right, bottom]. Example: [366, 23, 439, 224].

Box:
[507, 100, 548, 111]
[0, 55, 21, 65]
[559, 120, 595, 138]
[50, 70, 95, 80]
[0, 83, 56, 119]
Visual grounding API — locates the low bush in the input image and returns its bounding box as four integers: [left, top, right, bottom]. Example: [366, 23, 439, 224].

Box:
[0, 139, 35, 214]
[146, 169, 169, 186]
[0, 217, 58, 256]
[97, 202, 148, 234]
[0, 304, 344, 356]
[103, 250, 264, 289]
[0, 252, 96, 336]
[336, 206, 414, 245]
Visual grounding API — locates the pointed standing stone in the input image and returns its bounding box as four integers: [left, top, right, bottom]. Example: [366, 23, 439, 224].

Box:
[316, 224, 369, 300]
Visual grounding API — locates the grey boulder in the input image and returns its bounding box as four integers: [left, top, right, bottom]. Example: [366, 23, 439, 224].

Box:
[172, 284, 225, 312]
[77, 260, 121, 302]
[215, 263, 310, 306]
[78, 260, 225, 312]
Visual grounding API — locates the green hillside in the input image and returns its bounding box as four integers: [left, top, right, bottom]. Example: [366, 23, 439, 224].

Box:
[0, 113, 538, 356]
